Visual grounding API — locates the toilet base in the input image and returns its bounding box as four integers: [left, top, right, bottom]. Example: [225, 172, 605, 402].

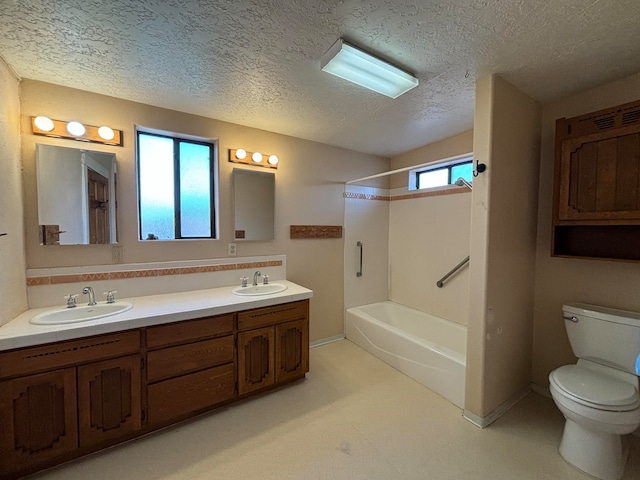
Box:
[559, 419, 629, 480]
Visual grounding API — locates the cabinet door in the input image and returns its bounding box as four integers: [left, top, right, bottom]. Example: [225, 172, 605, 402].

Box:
[238, 327, 274, 395]
[77, 355, 141, 448]
[275, 319, 309, 384]
[558, 130, 640, 222]
[0, 368, 77, 476]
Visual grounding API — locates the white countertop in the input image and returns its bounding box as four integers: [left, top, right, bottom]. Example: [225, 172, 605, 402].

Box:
[0, 281, 313, 352]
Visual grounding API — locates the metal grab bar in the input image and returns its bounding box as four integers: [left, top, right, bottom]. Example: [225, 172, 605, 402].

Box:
[436, 256, 469, 288]
[356, 241, 363, 277]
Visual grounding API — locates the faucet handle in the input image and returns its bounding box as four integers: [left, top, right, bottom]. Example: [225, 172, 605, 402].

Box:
[64, 294, 79, 308]
[263, 274, 269, 285]
[240, 277, 248, 287]
[103, 291, 117, 303]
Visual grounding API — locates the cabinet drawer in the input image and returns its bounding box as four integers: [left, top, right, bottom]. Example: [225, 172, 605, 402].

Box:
[147, 363, 235, 425]
[0, 331, 140, 380]
[238, 300, 308, 331]
[146, 336, 234, 383]
[146, 314, 234, 349]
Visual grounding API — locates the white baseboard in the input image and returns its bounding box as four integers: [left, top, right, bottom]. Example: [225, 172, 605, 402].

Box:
[530, 383, 552, 398]
[310, 334, 345, 348]
[463, 386, 531, 428]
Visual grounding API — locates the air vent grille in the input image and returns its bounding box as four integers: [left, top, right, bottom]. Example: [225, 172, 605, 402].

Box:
[622, 109, 640, 125]
[593, 116, 615, 130]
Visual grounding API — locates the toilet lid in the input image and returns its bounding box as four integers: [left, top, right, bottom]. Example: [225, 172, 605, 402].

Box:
[551, 365, 639, 408]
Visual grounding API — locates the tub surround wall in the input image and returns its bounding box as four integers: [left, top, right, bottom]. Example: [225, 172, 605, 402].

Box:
[0, 57, 27, 326]
[466, 75, 541, 424]
[532, 71, 640, 390]
[385, 131, 473, 325]
[19, 80, 389, 342]
[389, 187, 471, 326]
[343, 185, 390, 311]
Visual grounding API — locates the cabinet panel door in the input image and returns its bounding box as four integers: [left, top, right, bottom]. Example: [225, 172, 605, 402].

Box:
[238, 327, 274, 395]
[275, 319, 309, 384]
[77, 355, 141, 448]
[0, 368, 77, 476]
[559, 132, 640, 221]
[147, 363, 235, 426]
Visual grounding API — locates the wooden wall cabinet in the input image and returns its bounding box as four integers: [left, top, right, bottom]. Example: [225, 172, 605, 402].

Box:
[0, 300, 309, 479]
[552, 99, 640, 260]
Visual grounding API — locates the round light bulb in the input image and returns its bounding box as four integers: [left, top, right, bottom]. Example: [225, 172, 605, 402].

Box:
[252, 152, 263, 163]
[235, 148, 247, 160]
[34, 116, 55, 132]
[268, 155, 279, 165]
[98, 126, 115, 140]
[66, 121, 86, 136]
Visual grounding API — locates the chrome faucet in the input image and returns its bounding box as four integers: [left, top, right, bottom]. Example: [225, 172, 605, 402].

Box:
[82, 286, 96, 306]
[253, 271, 262, 286]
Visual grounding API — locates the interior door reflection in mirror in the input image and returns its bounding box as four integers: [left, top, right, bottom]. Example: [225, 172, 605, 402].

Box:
[233, 168, 275, 241]
[36, 144, 118, 245]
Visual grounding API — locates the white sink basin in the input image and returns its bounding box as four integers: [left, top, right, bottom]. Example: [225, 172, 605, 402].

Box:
[232, 283, 287, 296]
[30, 302, 133, 325]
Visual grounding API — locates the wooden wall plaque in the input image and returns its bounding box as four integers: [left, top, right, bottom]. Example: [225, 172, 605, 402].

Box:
[289, 225, 342, 239]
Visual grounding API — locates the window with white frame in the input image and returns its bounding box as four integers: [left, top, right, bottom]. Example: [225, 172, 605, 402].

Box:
[136, 129, 218, 240]
[412, 158, 473, 190]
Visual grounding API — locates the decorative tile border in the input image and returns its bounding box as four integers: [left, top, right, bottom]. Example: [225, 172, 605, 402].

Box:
[290, 225, 343, 239]
[344, 186, 468, 202]
[344, 192, 390, 201]
[26, 260, 283, 287]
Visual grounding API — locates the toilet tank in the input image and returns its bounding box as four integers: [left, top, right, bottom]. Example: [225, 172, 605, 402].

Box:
[563, 303, 640, 374]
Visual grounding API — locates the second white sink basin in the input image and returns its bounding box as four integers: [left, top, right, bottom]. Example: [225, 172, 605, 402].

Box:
[232, 283, 287, 296]
[30, 302, 133, 325]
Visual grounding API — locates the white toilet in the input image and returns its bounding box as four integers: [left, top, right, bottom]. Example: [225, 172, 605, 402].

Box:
[549, 303, 640, 480]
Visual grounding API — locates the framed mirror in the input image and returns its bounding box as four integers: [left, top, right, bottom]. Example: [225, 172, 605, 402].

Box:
[233, 168, 275, 241]
[36, 144, 118, 245]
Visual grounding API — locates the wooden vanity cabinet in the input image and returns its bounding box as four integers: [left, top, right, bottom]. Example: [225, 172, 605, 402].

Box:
[552, 99, 640, 260]
[0, 300, 309, 479]
[237, 300, 309, 396]
[145, 314, 236, 426]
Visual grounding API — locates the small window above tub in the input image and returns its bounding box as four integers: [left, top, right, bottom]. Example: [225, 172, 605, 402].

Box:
[408, 158, 473, 190]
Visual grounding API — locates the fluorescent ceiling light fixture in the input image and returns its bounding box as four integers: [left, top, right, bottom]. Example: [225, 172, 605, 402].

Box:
[321, 39, 418, 99]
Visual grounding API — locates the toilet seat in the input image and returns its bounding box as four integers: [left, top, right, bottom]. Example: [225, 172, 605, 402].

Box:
[550, 365, 640, 412]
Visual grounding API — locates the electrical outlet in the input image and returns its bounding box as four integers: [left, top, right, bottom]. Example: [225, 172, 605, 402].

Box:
[228, 243, 237, 257]
[112, 246, 125, 264]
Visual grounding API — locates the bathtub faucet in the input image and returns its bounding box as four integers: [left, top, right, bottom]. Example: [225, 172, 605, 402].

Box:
[253, 271, 262, 286]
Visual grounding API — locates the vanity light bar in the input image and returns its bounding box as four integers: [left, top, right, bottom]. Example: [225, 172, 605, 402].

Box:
[229, 148, 278, 169]
[31, 116, 123, 146]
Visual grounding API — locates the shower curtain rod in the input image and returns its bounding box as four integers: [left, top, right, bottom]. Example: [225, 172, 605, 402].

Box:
[345, 152, 473, 185]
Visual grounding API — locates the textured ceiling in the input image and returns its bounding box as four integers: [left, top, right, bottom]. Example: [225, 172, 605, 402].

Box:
[1, 0, 640, 157]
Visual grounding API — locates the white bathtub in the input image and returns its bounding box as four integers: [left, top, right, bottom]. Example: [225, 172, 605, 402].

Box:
[345, 301, 466, 408]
